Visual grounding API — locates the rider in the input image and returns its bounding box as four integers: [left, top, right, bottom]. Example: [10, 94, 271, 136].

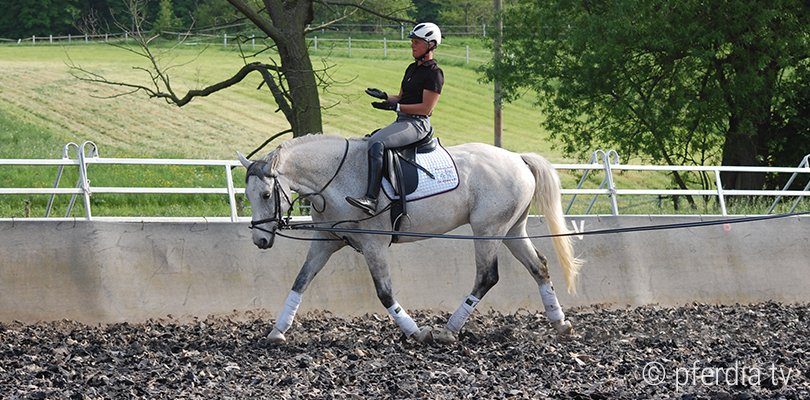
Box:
[345, 22, 444, 215]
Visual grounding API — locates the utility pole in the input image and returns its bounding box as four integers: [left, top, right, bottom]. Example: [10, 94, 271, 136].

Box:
[493, 0, 503, 147]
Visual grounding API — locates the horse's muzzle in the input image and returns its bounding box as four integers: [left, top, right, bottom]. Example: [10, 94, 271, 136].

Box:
[253, 227, 277, 249]
[254, 234, 275, 249]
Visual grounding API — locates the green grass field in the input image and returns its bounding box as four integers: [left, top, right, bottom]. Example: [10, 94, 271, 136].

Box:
[1, 41, 800, 218]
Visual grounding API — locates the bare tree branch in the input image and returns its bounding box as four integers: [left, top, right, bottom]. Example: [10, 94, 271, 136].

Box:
[227, 0, 281, 42]
[70, 60, 284, 107]
[314, 0, 416, 25]
[305, 7, 359, 32]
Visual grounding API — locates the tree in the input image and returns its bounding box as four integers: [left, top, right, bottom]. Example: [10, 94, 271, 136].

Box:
[486, 0, 808, 194]
[409, 0, 441, 24]
[312, 0, 412, 32]
[0, 0, 84, 38]
[152, 0, 180, 34]
[193, 0, 242, 29]
[438, 0, 491, 34]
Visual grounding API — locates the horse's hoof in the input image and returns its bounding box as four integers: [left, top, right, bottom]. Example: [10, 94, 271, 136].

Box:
[413, 326, 434, 344]
[267, 328, 286, 344]
[552, 320, 574, 336]
[432, 327, 457, 345]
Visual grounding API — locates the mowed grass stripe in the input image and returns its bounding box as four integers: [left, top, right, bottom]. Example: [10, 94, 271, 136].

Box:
[1, 43, 557, 159]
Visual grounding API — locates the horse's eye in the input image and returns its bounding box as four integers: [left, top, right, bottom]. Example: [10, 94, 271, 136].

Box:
[261, 192, 272, 200]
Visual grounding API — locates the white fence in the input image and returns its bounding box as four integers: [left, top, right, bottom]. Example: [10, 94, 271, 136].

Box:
[0, 143, 807, 222]
[0, 23, 491, 45]
[3, 31, 487, 65]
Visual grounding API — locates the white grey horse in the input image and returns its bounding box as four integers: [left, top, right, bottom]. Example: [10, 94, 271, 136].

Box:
[238, 134, 583, 344]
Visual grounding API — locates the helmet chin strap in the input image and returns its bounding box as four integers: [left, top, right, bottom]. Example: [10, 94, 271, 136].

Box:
[415, 42, 436, 62]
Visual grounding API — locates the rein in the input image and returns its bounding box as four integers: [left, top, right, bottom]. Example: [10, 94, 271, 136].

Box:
[273, 211, 810, 241]
[250, 138, 350, 236]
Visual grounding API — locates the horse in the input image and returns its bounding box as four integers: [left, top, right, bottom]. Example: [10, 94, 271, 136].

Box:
[237, 134, 583, 344]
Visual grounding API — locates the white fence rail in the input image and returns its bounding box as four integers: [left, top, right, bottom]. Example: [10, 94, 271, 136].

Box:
[3, 31, 486, 65]
[1, 144, 808, 222]
[0, 23, 490, 45]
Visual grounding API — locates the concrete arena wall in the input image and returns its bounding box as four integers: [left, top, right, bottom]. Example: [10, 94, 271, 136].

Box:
[1, 216, 807, 323]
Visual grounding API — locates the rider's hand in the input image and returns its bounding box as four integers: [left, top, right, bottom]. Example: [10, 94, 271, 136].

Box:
[365, 88, 388, 100]
[372, 101, 399, 111]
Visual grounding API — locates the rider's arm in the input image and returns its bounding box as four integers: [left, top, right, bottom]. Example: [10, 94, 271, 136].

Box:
[398, 89, 440, 116]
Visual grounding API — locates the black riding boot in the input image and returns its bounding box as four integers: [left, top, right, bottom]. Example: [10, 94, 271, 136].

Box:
[346, 142, 384, 215]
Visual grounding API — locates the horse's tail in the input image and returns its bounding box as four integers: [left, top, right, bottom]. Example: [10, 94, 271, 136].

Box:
[520, 153, 584, 294]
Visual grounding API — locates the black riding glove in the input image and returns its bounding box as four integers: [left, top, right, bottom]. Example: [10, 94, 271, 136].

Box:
[365, 88, 388, 100]
[372, 101, 399, 111]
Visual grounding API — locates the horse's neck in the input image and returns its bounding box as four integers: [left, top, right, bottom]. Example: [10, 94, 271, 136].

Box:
[277, 136, 359, 194]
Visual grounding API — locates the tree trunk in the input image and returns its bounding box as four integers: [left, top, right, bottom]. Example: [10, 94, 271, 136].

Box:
[268, 0, 322, 137]
[720, 115, 765, 191]
[277, 37, 323, 137]
[230, 0, 323, 137]
[716, 56, 779, 191]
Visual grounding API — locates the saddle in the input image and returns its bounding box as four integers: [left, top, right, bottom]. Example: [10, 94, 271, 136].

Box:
[382, 130, 440, 243]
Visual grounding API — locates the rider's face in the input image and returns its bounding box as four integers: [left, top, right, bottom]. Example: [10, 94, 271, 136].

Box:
[411, 38, 430, 58]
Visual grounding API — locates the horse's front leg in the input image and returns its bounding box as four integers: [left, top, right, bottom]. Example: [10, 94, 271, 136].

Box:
[440, 238, 502, 344]
[266, 234, 345, 344]
[363, 246, 432, 343]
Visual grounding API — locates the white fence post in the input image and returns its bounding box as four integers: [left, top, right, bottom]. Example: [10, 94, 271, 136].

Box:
[68, 34, 71, 43]
[124, 31, 128, 42]
[226, 165, 238, 222]
[383, 37, 387, 58]
[32, 36, 35, 44]
[85, 34, 88, 43]
[223, 33, 227, 47]
[50, 35, 53, 44]
[251, 35, 255, 50]
[314, 36, 318, 50]
[105, 33, 108, 42]
[714, 170, 728, 215]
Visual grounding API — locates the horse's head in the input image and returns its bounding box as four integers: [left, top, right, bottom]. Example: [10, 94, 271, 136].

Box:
[238, 152, 292, 249]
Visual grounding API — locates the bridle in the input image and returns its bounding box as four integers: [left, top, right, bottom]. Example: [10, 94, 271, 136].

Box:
[249, 138, 350, 236]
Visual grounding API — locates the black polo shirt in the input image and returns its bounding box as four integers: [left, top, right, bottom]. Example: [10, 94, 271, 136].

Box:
[399, 60, 444, 105]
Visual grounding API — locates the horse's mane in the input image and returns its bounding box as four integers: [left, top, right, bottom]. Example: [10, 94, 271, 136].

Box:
[262, 134, 357, 173]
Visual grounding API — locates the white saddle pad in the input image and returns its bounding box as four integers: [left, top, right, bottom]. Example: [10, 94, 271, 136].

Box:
[381, 144, 459, 201]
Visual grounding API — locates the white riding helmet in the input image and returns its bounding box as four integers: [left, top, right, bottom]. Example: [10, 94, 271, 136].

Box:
[408, 22, 442, 47]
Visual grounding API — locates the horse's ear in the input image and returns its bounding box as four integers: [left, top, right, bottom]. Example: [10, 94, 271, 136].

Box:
[237, 151, 252, 169]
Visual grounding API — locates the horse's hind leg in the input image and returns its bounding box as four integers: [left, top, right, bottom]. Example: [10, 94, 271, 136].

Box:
[504, 221, 574, 335]
[266, 234, 345, 344]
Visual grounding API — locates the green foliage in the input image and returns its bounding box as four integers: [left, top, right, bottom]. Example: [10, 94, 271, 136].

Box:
[0, 0, 83, 38]
[193, 0, 243, 30]
[486, 0, 809, 190]
[313, 0, 413, 30]
[438, 0, 491, 31]
[152, 0, 181, 34]
[410, 0, 441, 23]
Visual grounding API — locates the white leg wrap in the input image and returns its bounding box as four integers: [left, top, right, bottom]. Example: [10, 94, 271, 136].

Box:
[274, 290, 302, 333]
[387, 302, 419, 337]
[540, 282, 565, 322]
[447, 294, 480, 333]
